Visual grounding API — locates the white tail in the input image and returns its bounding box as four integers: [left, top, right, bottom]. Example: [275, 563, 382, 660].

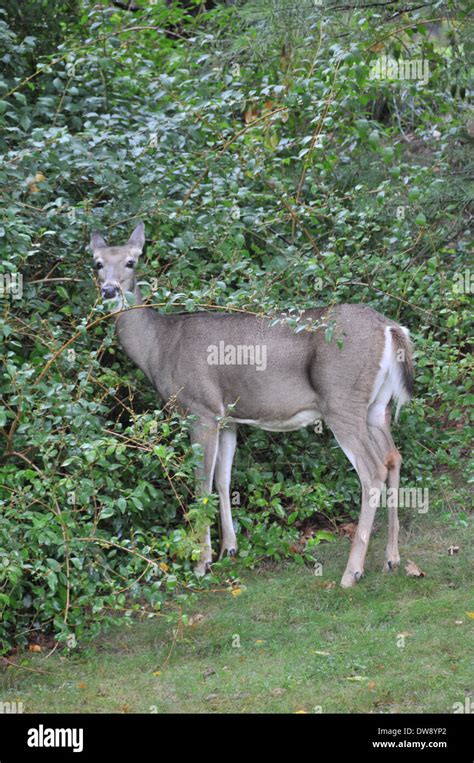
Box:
[369, 326, 413, 426]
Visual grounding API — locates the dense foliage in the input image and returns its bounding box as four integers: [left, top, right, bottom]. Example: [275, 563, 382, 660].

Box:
[0, 0, 472, 653]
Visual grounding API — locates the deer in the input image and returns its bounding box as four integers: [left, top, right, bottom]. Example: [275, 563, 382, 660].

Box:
[90, 221, 414, 587]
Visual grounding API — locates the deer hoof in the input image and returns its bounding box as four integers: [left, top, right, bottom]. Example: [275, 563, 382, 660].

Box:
[340, 570, 363, 588]
[384, 558, 400, 573]
[194, 560, 212, 577]
[218, 546, 237, 560]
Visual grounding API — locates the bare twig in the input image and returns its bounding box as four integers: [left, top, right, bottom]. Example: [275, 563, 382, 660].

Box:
[1, 657, 50, 675]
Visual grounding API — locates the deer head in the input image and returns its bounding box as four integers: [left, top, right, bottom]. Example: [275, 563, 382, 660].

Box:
[90, 222, 145, 299]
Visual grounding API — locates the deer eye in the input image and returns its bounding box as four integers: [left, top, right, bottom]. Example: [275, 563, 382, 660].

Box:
[95, 261, 104, 270]
[126, 260, 135, 268]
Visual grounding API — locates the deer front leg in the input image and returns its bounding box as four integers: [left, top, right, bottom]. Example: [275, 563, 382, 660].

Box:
[191, 419, 219, 576]
[214, 424, 238, 559]
[195, 525, 212, 577]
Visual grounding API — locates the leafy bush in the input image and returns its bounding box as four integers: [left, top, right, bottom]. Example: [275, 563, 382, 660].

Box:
[0, 0, 472, 653]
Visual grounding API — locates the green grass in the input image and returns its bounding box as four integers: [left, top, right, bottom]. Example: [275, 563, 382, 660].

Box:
[1, 514, 472, 714]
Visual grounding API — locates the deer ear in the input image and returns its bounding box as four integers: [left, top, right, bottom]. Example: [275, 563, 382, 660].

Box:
[90, 231, 107, 253]
[127, 221, 145, 253]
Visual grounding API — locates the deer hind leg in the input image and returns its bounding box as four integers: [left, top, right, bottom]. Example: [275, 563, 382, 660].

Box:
[191, 418, 219, 576]
[368, 408, 402, 573]
[214, 424, 238, 559]
[326, 414, 388, 588]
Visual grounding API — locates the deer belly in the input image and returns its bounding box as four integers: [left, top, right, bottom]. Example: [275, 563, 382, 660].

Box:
[230, 409, 322, 432]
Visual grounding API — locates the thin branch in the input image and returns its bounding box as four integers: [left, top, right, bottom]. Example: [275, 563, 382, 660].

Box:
[1, 657, 51, 675]
[27, 278, 83, 284]
[109, 0, 141, 10]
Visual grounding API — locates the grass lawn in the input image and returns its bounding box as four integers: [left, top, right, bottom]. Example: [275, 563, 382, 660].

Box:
[1, 514, 472, 714]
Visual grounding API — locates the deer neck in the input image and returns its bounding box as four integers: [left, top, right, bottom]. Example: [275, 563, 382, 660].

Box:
[114, 284, 162, 382]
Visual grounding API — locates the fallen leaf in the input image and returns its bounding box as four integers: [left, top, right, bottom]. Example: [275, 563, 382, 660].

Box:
[28, 644, 42, 653]
[153, 671, 161, 677]
[367, 681, 376, 690]
[322, 580, 336, 590]
[78, 682, 87, 689]
[466, 612, 474, 620]
[271, 687, 285, 697]
[231, 587, 242, 597]
[121, 704, 130, 713]
[159, 562, 169, 572]
[405, 560, 425, 578]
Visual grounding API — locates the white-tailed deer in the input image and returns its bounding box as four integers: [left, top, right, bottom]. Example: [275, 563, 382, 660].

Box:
[90, 222, 414, 587]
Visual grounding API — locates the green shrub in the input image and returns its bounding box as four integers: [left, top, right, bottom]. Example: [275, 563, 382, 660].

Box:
[0, 1, 471, 653]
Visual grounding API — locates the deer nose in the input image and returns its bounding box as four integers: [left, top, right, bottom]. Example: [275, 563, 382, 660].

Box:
[101, 285, 119, 299]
